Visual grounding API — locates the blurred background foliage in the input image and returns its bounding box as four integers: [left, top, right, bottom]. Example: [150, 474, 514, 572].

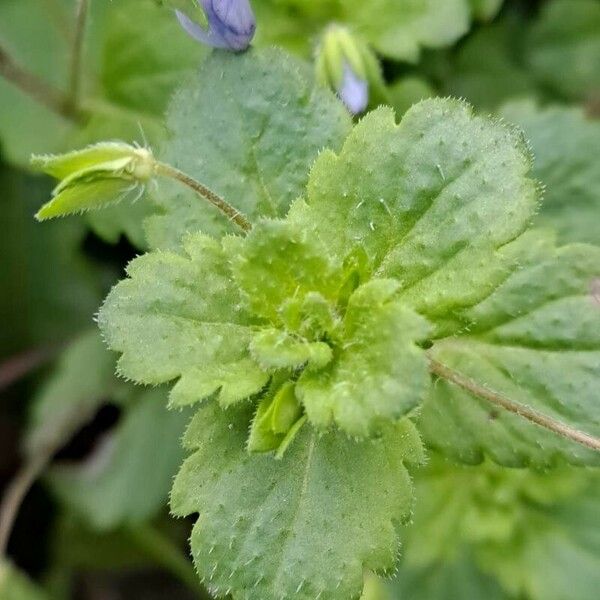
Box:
[0, 0, 599, 598]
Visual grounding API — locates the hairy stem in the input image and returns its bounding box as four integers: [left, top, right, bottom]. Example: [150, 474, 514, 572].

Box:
[155, 161, 252, 233]
[127, 525, 213, 599]
[0, 44, 82, 122]
[0, 454, 48, 556]
[69, 0, 89, 110]
[428, 357, 600, 452]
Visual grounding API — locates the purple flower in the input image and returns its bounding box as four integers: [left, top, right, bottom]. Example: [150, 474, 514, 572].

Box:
[176, 0, 256, 52]
[338, 63, 369, 115]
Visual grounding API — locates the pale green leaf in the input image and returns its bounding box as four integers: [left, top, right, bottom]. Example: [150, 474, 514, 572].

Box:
[527, 0, 600, 100]
[170, 401, 424, 600]
[254, 0, 485, 62]
[48, 387, 190, 530]
[424, 16, 537, 110]
[500, 101, 600, 245]
[345, 0, 471, 62]
[0, 165, 106, 353]
[250, 329, 333, 370]
[99, 233, 266, 407]
[388, 554, 508, 600]
[0, 561, 48, 600]
[296, 279, 431, 437]
[25, 330, 118, 458]
[145, 48, 352, 249]
[226, 220, 342, 325]
[396, 455, 600, 600]
[420, 240, 600, 467]
[0, 0, 72, 166]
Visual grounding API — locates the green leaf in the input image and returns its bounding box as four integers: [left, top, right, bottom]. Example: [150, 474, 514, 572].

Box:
[500, 101, 600, 245]
[170, 401, 424, 600]
[99, 232, 268, 408]
[254, 0, 490, 62]
[48, 386, 190, 531]
[388, 553, 508, 600]
[145, 48, 351, 250]
[344, 0, 471, 62]
[0, 0, 72, 166]
[396, 455, 600, 600]
[526, 0, 600, 101]
[291, 99, 537, 326]
[296, 279, 431, 437]
[424, 16, 537, 110]
[25, 330, 118, 458]
[419, 238, 600, 467]
[226, 220, 342, 325]
[0, 561, 48, 600]
[0, 165, 106, 354]
[250, 329, 333, 370]
[469, 0, 504, 21]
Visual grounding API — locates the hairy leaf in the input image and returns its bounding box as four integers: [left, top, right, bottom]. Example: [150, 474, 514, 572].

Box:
[145, 48, 351, 249]
[291, 99, 537, 328]
[501, 101, 600, 245]
[420, 238, 600, 467]
[171, 401, 424, 600]
[99, 233, 267, 408]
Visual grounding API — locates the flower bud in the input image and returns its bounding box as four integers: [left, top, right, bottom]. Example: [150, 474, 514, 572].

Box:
[316, 25, 386, 115]
[175, 0, 256, 52]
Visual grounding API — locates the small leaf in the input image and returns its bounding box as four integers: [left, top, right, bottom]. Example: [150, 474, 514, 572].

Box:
[250, 328, 333, 370]
[171, 401, 424, 600]
[99, 232, 266, 408]
[297, 279, 431, 437]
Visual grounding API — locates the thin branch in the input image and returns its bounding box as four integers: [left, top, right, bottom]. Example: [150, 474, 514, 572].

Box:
[0, 454, 49, 556]
[0, 43, 82, 122]
[69, 0, 89, 109]
[428, 357, 600, 452]
[155, 161, 252, 233]
[0, 344, 63, 391]
[126, 525, 213, 599]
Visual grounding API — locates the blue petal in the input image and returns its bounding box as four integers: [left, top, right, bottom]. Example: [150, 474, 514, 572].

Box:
[175, 9, 230, 49]
[338, 63, 369, 115]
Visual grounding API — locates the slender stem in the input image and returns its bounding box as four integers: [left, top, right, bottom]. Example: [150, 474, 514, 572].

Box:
[127, 524, 213, 599]
[428, 357, 600, 452]
[0, 454, 49, 556]
[0, 43, 82, 122]
[0, 344, 63, 391]
[155, 161, 252, 233]
[69, 0, 89, 110]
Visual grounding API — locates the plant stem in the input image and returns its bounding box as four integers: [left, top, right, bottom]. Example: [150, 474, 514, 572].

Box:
[69, 0, 89, 111]
[127, 524, 213, 599]
[0, 454, 49, 556]
[0, 344, 64, 391]
[155, 161, 252, 233]
[428, 357, 600, 452]
[0, 43, 82, 122]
